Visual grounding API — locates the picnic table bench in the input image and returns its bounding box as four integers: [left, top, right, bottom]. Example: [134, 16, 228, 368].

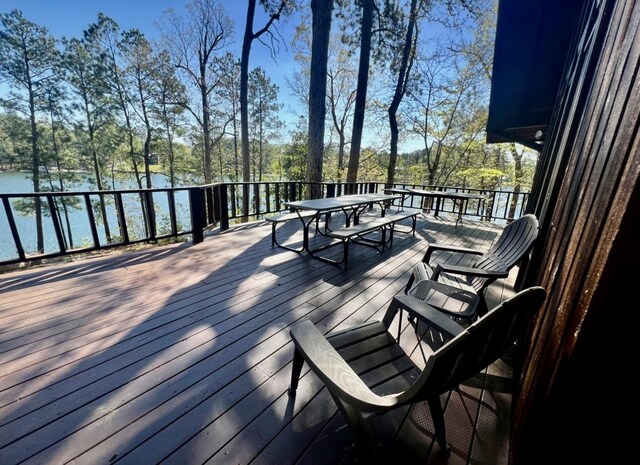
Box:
[327, 210, 419, 269]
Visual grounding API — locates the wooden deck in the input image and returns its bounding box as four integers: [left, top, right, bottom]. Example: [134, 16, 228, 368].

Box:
[0, 214, 516, 465]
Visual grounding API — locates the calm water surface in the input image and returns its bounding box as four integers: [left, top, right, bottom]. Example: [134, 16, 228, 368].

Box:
[0, 171, 192, 262]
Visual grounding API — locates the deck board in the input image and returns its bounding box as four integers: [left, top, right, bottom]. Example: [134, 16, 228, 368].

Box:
[0, 214, 514, 465]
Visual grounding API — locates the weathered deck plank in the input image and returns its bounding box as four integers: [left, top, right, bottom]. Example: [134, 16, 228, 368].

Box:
[0, 215, 512, 465]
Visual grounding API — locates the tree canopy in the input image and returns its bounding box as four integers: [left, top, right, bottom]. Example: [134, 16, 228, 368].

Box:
[0, 0, 538, 200]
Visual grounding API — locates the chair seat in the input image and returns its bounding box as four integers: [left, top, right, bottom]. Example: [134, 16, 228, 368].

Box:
[410, 262, 477, 294]
[407, 279, 480, 321]
[327, 321, 421, 396]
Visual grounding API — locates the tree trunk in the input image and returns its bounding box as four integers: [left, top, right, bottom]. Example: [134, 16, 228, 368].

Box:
[27, 82, 44, 253]
[386, 0, 418, 188]
[77, 80, 112, 242]
[307, 0, 334, 199]
[258, 102, 264, 181]
[118, 79, 143, 189]
[337, 131, 345, 183]
[49, 108, 74, 248]
[509, 143, 524, 219]
[233, 106, 239, 181]
[201, 65, 212, 184]
[346, 0, 373, 189]
[240, 0, 257, 184]
[161, 101, 176, 188]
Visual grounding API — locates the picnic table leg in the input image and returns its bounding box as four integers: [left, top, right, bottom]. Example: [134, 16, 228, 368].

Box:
[455, 199, 468, 227]
[343, 239, 350, 270]
[434, 197, 442, 217]
[295, 211, 317, 252]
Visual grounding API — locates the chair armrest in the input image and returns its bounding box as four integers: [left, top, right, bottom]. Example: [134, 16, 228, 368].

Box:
[432, 263, 510, 280]
[423, 243, 484, 263]
[289, 320, 397, 410]
[384, 294, 465, 339]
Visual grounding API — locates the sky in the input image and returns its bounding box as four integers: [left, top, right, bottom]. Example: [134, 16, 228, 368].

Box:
[0, 0, 444, 152]
[1, 0, 307, 129]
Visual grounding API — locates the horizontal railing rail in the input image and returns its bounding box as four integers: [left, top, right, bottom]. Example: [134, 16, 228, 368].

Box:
[383, 183, 530, 222]
[0, 181, 528, 266]
[0, 186, 205, 266]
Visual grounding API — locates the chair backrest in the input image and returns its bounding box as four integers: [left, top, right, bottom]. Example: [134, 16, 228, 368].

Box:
[468, 214, 539, 292]
[412, 286, 546, 401]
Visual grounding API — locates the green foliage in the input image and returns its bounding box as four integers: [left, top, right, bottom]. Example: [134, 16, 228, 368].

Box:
[280, 126, 307, 181]
[0, 1, 537, 200]
[0, 113, 31, 168]
[248, 67, 283, 181]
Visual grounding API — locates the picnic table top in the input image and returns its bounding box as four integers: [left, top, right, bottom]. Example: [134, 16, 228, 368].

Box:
[284, 193, 401, 212]
[384, 188, 485, 200]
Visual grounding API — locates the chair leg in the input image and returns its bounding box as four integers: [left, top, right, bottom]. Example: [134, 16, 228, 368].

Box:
[351, 413, 378, 465]
[428, 396, 450, 454]
[477, 295, 489, 318]
[289, 346, 305, 395]
[338, 400, 379, 465]
[343, 239, 350, 270]
[404, 272, 415, 294]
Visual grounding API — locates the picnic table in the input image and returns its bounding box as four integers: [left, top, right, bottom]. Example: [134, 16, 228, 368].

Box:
[384, 188, 485, 226]
[274, 193, 413, 268]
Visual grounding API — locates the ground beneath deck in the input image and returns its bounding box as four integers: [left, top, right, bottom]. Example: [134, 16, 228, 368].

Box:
[0, 214, 516, 465]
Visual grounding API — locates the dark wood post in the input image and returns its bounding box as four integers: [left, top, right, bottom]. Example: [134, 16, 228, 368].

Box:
[218, 184, 229, 231]
[206, 187, 215, 225]
[327, 183, 336, 198]
[144, 191, 156, 241]
[47, 195, 66, 253]
[275, 183, 281, 210]
[212, 185, 221, 223]
[3, 197, 26, 261]
[114, 192, 129, 244]
[289, 182, 297, 202]
[242, 184, 249, 219]
[189, 187, 206, 243]
[84, 194, 100, 248]
[168, 190, 178, 235]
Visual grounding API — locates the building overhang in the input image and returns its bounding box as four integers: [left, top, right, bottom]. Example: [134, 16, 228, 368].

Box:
[486, 0, 583, 150]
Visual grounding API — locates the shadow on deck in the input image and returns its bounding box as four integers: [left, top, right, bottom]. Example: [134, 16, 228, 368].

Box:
[0, 214, 514, 465]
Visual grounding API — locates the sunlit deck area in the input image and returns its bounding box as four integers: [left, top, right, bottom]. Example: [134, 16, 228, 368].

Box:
[0, 213, 516, 465]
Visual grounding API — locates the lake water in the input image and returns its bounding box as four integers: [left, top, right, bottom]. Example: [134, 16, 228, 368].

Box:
[0, 171, 193, 263]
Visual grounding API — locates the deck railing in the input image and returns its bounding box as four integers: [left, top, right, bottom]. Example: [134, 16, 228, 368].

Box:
[0, 181, 528, 266]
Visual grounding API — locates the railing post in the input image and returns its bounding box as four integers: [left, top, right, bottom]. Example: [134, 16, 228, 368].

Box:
[289, 182, 297, 201]
[486, 191, 496, 221]
[212, 185, 221, 223]
[84, 194, 100, 248]
[47, 195, 67, 254]
[144, 190, 157, 241]
[2, 197, 26, 261]
[327, 183, 336, 198]
[230, 184, 237, 219]
[218, 184, 229, 230]
[368, 182, 376, 193]
[242, 184, 249, 220]
[189, 187, 206, 243]
[206, 187, 215, 225]
[114, 192, 129, 244]
[275, 183, 281, 210]
[168, 190, 178, 235]
[265, 183, 271, 213]
[254, 183, 261, 215]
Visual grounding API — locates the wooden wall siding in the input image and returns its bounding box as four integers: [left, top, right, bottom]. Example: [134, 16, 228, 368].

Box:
[526, 0, 606, 219]
[514, 0, 640, 462]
